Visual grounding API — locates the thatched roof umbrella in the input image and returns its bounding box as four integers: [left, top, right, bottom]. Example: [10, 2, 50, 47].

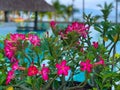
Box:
[0, 0, 55, 30]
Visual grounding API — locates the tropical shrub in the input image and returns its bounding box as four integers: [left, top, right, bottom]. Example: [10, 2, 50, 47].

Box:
[0, 2, 120, 90]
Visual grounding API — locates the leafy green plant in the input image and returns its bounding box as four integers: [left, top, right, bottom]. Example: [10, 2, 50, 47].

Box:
[0, 2, 120, 90]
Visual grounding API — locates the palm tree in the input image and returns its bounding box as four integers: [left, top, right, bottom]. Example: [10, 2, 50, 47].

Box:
[97, 2, 113, 21]
[52, 0, 79, 22]
[52, 0, 66, 20]
[46, 12, 53, 21]
[63, 4, 79, 21]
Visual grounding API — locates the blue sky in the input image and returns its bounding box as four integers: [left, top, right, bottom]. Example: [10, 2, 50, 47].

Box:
[46, 0, 118, 10]
[45, 0, 120, 22]
[46, 0, 114, 9]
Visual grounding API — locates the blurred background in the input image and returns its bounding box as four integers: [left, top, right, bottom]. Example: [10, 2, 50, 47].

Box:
[0, 0, 120, 23]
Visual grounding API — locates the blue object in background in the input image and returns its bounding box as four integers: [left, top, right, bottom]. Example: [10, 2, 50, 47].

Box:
[65, 70, 85, 82]
[73, 72, 85, 82]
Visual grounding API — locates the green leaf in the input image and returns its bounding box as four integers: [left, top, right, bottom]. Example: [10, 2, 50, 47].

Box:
[93, 88, 97, 90]
[86, 52, 95, 60]
[34, 77, 43, 89]
[0, 53, 3, 59]
[53, 80, 60, 89]
[102, 72, 116, 79]
[107, 34, 113, 41]
[116, 85, 120, 90]
[0, 53, 5, 62]
[103, 83, 111, 88]
[94, 25, 102, 33]
[45, 55, 54, 60]
[0, 73, 6, 85]
[95, 79, 103, 89]
[26, 76, 32, 85]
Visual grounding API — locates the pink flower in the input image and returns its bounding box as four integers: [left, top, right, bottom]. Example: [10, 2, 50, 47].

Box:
[4, 44, 17, 62]
[4, 39, 17, 62]
[12, 61, 19, 71]
[10, 34, 19, 41]
[4, 46, 15, 59]
[59, 31, 68, 39]
[65, 22, 88, 38]
[18, 33, 26, 40]
[40, 64, 50, 81]
[80, 59, 93, 73]
[28, 65, 38, 76]
[10, 57, 18, 63]
[99, 57, 105, 65]
[94, 57, 105, 66]
[50, 20, 56, 29]
[56, 60, 70, 76]
[10, 33, 25, 41]
[28, 34, 40, 46]
[92, 42, 98, 49]
[65, 25, 73, 34]
[4, 40, 13, 47]
[6, 70, 14, 85]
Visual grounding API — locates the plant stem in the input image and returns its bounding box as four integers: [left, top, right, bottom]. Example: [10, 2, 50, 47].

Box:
[62, 75, 66, 90]
[43, 75, 58, 90]
[66, 81, 87, 90]
[13, 85, 32, 90]
[106, 41, 113, 49]
[108, 34, 119, 59]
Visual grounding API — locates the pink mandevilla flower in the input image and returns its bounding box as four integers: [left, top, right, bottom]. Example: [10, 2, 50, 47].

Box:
[56, 60, 70, 76]
[28, 65, 38, 76]
[28, 34, 40, 46]
[50, 20, 56, 29]
[92, 42, 98, 49]
[80, 59, 93, 73]
[6, 70, 14, 85]
[40, 64, 50, 81]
